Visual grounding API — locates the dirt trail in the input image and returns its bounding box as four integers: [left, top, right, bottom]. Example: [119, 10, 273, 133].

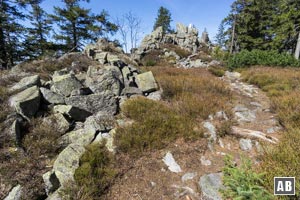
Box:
[106, 71, 282, 200]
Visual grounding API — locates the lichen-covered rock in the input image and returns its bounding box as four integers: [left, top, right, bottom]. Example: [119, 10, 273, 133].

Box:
[9, 75, 40, 92]
[135, 71, 158, 93]
[86, 65, 123, 95]
[40, 88, 65, 105]
[53, 105, 91, 121]
[65, 91, 118, 115]
[199, 173, 224, 200]
[239, 139, 253, 151]
[84, 111, 115, 132]
[9, 86, 41, 119]
[52, 74, 82, 97]
[53, 143, 86, 186]
[60, 128, 95, 147]
[4, 185, 23, 200]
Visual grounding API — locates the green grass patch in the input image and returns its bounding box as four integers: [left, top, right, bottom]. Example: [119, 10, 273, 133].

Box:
[70, 141, 117, 199]
[221, 155, 273, 200]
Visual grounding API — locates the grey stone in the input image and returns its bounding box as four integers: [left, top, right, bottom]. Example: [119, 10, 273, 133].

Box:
[199, 173, 224, 200]
[121, 87, 143, 97]
[107, 53, 125, 67]
[42, 171, 60, 195]
[146, 90, 162, 101]
[203, 121, 217, 142]
[84, 111, 115, 132]
[135, 71, 158, 93]
[234, 105, 256, 123]
[40, 88, 65, 105]
[200, 156, 212, 166]
[86, 65, 123, 96]
[190, 59, 208, 68]
[239, 139, 253, 151]
[162, 152, 182, 173]
[53, 105, 91, 121]
[4, 184, 22, 200]
[9, 86, 41, 119]
[215, 111, 229, 121]
[95, 52, 108, 64]
[52, 74, 82, 97]
[53, 143, 86, 186]
[65, 91, 118, 115]
[60, 128, 95, 147]
[224, 71, 241, 81]
[182, 172, 197, 182]
[9, 75, 40, 92]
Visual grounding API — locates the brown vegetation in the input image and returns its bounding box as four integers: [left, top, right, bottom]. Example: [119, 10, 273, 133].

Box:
[241, 67, 300, 196]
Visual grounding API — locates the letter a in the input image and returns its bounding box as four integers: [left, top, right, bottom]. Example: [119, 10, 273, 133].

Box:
[277, 181, 284, 191]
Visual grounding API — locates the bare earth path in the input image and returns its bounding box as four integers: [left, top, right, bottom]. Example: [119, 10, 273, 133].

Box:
[106, 70, 282, 200]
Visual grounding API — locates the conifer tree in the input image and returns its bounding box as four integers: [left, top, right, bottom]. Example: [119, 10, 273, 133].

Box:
[153, 6, 172, 33]
[24, 1, 52, 58]
[50, 0, 117, 52]
[0, 0, 26, 68]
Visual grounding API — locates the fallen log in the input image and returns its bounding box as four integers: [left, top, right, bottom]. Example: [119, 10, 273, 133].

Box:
[230, 126, 278, 144]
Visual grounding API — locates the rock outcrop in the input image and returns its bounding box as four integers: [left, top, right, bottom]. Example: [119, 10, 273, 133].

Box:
[133, 23, 210, 61]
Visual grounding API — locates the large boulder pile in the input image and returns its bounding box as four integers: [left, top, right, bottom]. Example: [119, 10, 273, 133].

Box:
[5, 38, 160, 200]
[132, 23, 218, 68]
[133, 23, 210, 61]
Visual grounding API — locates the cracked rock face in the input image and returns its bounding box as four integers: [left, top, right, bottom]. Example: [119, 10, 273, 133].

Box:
[65, 91, 118, 115]
[52, 74, 82, 97]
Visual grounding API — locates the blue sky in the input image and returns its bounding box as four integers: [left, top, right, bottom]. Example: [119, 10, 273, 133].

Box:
[41, 0, 234, 43]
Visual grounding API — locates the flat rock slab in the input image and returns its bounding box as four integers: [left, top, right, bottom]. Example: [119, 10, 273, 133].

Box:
[199, 173, 224, 200]
[65, 91, 117, 115]
[40, 87, 65, 105]
[9, 75, 40, 92]
[135, 71, 158, 93]
[53, 143, 86, 186]
[9, 86, 40, 119]
[60, 128, 95, 147]
[162, 152, 182, 173]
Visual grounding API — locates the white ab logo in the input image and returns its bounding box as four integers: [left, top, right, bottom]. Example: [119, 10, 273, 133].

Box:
[277, 181, 293, 192]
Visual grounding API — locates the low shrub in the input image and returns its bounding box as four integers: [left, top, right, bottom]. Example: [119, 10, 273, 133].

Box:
[23, 117, 63, 159]
[221, 155, 273, 200]
[115, 97, 200, 156]
[260, 129, 300, 198]
[208, 66, 226, 77]
[228, 50, 300, 70]
[72, 141, 117, 199]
